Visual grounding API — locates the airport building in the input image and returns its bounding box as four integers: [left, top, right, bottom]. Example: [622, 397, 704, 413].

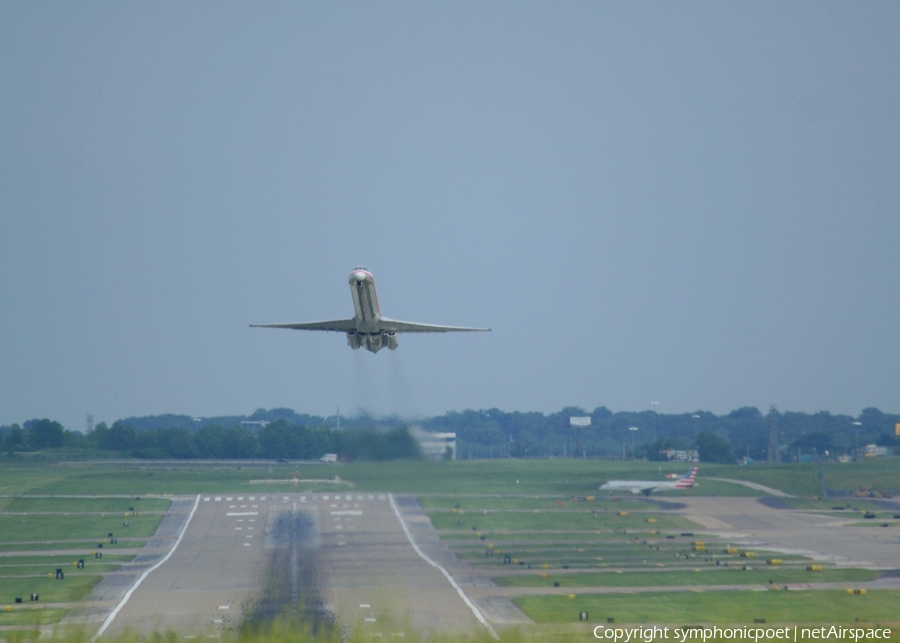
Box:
[663, 448, 699, 463]
[863, 443, 892, 457]
[411, 427, 457, 460]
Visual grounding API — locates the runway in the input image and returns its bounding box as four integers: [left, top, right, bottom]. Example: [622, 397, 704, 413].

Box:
[100, 494, 268, 636]
[88, 492, 900, 638]
[99, 493, 487, 638]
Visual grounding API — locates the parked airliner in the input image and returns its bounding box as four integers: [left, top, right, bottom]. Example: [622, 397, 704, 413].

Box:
[599, 467, 698, 496]
[251, 267, 490, 353]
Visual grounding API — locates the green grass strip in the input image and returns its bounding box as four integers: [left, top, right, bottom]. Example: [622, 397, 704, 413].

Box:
[0, 574, 102, 603]
[0, 513, 162, 542]
[4, 497, 171, 513]
[430, 511, 698, 532]
[514, 589, 900, 624]
[494, 568, 879, 588]
[0, 608, 68, 627]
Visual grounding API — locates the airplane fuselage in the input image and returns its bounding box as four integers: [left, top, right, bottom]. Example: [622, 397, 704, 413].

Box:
[349, 269, 381, 332]
[346, 268, 398, 352]
[599, 467, 698, 496]
[251, 267, 489, 353]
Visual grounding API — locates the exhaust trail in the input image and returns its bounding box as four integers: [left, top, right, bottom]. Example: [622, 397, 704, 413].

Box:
[388, 350, 415, 418]
[352, 349, 378, 415]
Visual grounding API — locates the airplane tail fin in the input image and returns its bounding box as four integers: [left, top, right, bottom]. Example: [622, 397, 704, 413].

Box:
[675, 466, 698, 488]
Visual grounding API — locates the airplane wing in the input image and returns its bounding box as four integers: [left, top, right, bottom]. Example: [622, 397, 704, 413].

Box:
[250, 319, 357, 332]
[377, 317, 491, 333]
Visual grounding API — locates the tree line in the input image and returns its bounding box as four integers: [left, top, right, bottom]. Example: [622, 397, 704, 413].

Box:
[428, 406, 899, 462]
[2, 405, 898, 463]
[0, 418, 419, 461]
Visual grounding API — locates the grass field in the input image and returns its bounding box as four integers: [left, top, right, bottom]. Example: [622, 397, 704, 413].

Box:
[456, 547, 809, 570]
[0, 574, 102, 604]
[493, 568, 879, 588]
[0, 497, 170, 513]
[0, 608, 69, 627]
[777, 498, 900, 512]
[0, 541, 146, 552]
[0, 552, 133, 578]
[0, 491, 164, 639]
[441, 531, 724, 570]
[1, 458, 897, 498]
[442, 530, 670, 541]
[429, 510, 698, 532]
[0, 513, 162, 543]
[514, 589, 900, 625]
[419, 495, 655, 511]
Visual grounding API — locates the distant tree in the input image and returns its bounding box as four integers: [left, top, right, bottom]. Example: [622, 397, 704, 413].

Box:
[224, 426, 259, 458]
[25, 419, 65, 449]
[258, 420, 300, 459]
[696, 430, 735, 464]
[640, 437, 689, 461]
[727, 407, 762, 420]
[383, 426, 420, 460]
[105, 423, 136, 452]
[790, 432, 834, 454]
[875, 432, 897, 447]
[509, 437, 535, 458]
[162, 428, 196, 459]
[192, 424, 228, 458]
[87, 422, 110, 449]
[340, 426, 420, 461]
[62, 429, 87, 448]
[4, 424, 26, 454]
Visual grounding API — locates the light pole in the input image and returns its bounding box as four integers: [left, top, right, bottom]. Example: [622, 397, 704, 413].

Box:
[691, 414, 700, 440]
[629, 426, 639, 459]
[651, 401, 659, 443]
[853, 421, 862, 459]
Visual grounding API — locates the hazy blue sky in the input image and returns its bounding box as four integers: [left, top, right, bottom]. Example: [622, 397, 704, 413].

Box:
[2, 3, 899, 431]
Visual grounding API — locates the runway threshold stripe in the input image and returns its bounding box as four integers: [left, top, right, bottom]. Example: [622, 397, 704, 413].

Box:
[388, 494, 498, 640]
[91, 494, 202, 641]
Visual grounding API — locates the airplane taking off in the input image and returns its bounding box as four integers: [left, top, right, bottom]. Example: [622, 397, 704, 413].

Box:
[599, 466, 698, 496]
[251, 267, 490, 353]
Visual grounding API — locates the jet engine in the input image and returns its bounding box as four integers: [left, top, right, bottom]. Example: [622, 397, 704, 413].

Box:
[347, 330, 398, 352]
